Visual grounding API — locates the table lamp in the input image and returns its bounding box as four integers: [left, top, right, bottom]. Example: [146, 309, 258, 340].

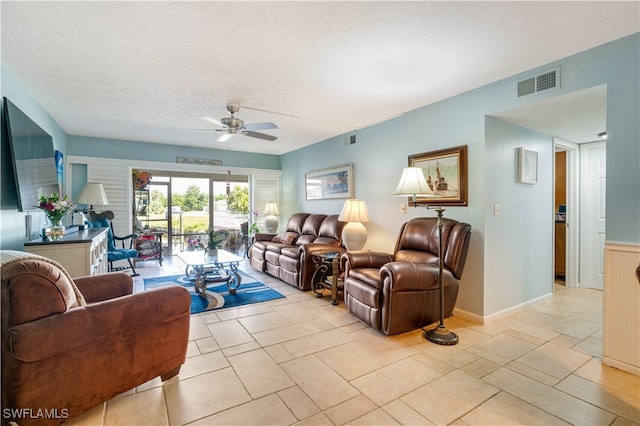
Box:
[263, 202, 279, 233]
[77, 182, 109, 212]
[338, 198, 370, 251]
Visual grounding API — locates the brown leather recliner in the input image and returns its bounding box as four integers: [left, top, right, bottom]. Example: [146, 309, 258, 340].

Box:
[1, 251, 191, 426]
[341, 217, 471, 335]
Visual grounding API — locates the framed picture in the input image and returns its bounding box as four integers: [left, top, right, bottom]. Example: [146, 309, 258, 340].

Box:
[305, 164, 353, 200]
[408, 145, 468, 206]
[518, 147, 538, 184]
[55, 150, 64, 193]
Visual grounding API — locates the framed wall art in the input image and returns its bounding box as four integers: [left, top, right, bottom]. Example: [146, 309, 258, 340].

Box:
[517, 147, 538, 184]
[408, 145, 468, 206]
[305, 163, 353, 200]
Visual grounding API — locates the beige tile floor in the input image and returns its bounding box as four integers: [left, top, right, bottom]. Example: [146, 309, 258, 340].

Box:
[67, 256, 639, 426]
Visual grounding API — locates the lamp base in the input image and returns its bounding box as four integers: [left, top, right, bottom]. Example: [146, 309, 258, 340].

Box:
[264, 215, 279, 233]
[342, 221, 367, 251]
[424, 324, 459, 345]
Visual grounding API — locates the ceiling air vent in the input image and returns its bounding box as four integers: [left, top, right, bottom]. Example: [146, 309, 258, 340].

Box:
[516, 67, 560, 98]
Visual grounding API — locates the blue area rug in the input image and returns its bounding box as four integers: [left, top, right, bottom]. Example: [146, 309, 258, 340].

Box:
[143, 273, 285, 315]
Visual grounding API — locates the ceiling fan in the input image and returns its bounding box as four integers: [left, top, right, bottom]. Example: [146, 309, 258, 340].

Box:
[201, 104, 278, 142]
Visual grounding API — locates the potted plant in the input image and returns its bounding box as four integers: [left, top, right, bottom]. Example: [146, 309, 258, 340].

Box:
[206, 230, 224, 256]
[227, 230, 240, 254]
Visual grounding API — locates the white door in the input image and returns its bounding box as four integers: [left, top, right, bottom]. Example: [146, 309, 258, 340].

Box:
[554, 138, 580, 288]
[580, 142, 606, 290]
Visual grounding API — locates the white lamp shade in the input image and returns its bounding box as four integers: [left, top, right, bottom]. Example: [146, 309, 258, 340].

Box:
[393, 167, 433, 196]
[339, 199, 370, 251]
[263, 202, 279, 216]
[77, 182, 109, 207]
[338, 199, 370, 223]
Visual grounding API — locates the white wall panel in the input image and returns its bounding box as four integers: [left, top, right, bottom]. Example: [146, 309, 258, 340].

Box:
[87, 163, 131, 238]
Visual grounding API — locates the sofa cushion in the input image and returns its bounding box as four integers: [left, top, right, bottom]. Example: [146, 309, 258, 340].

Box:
[280, 246, 300, 258]
[284, 213, 311, 234]
[279, 254, 300, 273]
[272, 232, 298, 245]
[2, 259, 86, 326]
[296, 234, 317, 245]
[348, 268, 383, 289]
[318, 215, 343, 240]
[395, 250, 438, 264]
[301, 214, 326, 237]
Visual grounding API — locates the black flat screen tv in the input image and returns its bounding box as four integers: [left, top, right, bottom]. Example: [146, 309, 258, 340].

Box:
[2, 97, 59, 211]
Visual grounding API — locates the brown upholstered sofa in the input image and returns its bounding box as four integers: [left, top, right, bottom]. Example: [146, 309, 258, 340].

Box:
[1, 251, 191, 426]
[341, 217, 471, 335]
[249, 213, 346, 290]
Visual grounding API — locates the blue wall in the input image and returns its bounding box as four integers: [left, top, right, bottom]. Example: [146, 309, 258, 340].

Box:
[68, 136, 280, 170]
[281, 33, 640, 316]
[1, 66, 70, 249]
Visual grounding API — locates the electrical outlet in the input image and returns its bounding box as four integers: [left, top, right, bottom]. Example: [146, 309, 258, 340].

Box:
[400, 204, 406, 213]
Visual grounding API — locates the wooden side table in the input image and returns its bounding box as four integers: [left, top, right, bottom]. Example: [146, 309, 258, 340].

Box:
[311, 251, 344, 305]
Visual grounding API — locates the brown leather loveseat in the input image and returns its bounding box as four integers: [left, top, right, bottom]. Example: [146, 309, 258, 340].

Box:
[1, 251, 191, 425]
[249, 213, 346, 290]
[341, 217, 471, 335]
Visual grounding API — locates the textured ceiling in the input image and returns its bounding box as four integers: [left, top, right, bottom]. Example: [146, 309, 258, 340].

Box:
[1, 2, 638, 155]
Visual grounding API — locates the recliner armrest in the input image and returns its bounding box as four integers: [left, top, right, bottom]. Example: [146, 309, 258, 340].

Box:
[381, 262, 455, 292]
[341, 251, 394, 270]
[74, 272, 133, 303]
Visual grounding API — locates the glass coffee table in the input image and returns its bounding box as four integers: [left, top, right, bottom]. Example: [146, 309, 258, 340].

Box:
[177, 249, 243, 299]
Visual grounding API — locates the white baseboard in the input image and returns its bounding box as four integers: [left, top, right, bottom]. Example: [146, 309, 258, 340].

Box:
[454, 292, 553, 325]
[603, 356, 640, 376]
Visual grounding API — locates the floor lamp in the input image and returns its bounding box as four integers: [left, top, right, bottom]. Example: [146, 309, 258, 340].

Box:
[393, 167, 459, 345]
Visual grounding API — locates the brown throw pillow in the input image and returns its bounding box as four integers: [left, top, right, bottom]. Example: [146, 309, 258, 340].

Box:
[272, 232, 298, 245]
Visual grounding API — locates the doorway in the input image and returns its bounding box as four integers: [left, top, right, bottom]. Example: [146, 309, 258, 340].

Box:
[554, 138, 607, 290]
[554, 150, 567, 285]
[133, 170, 249, 256]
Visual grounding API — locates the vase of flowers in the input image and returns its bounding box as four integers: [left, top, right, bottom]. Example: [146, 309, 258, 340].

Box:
[36, 193, 76, 241]
[250, 210, 260, 235]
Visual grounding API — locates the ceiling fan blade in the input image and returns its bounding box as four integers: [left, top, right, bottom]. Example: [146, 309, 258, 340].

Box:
[200, 116, 224, 127]
[217, 133, 234, 142]
[244, 131, 277, 141]
[242, 122, 278, 132]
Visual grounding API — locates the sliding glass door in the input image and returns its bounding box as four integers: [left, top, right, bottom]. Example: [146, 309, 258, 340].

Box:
[133, 170, 249, 256]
